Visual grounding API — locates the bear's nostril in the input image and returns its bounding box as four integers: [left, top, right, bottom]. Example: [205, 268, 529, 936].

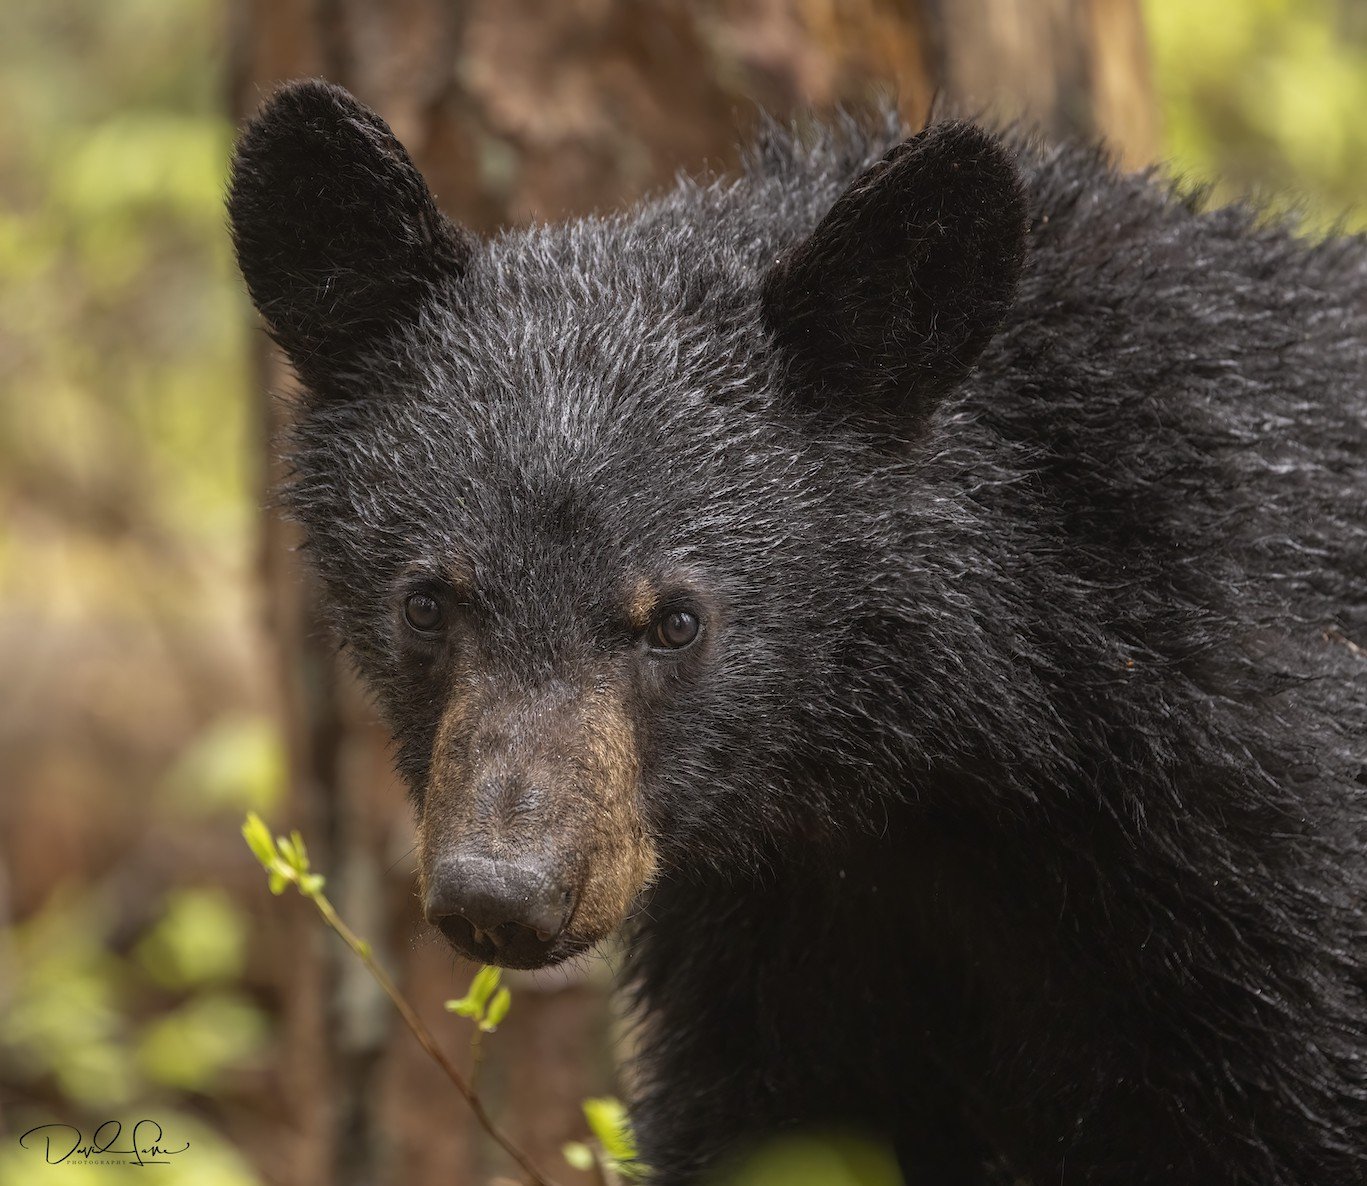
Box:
[486, 921, 536, 948]
[521, 895, 571, 944]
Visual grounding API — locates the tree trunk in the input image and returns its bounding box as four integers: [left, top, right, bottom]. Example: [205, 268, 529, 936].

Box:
[927, 0, 1159, 166]
[229, 3, 1155, 1183]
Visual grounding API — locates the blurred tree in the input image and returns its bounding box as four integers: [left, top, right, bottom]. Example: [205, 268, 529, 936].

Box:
[0, 3, 274, 1182]
[229, 3, 1154, 1184]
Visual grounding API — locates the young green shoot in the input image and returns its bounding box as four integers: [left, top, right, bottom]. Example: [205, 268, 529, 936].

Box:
[241, 812, 559, 1186]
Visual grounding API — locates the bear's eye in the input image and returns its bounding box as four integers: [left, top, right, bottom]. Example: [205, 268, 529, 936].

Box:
[650, 609, 700, 651]
[403, 591, 444, 634]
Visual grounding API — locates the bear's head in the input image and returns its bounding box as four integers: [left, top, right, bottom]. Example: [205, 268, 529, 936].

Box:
[229, 80, 1026, 969]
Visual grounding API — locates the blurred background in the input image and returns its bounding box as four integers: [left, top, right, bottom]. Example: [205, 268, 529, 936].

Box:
[0, 1, 1363, 1183]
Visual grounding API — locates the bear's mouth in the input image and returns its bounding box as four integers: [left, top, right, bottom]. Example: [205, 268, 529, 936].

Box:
[434, 909, 593, 971]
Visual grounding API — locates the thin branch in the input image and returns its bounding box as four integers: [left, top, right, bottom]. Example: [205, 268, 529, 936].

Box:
[308, 891, 559, 1186]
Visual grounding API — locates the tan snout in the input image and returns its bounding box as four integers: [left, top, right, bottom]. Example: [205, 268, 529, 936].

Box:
[417, 682, 656, 969]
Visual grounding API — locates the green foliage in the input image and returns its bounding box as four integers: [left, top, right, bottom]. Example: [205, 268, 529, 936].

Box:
[714, 1134, 902, 1186]
[242, 816, 563, 1184]
[446, 965, 513, 1033]
[241, 811, 279, 869]
[447, 965, 502, 1019]
[564, 1096, 645, 1181]
[0, 0, 251, 612]
[0, 895, 137, 1108]
[135, 888, 249, 989]
[136, 992, 269, 1092]
[485, 984, 513, 1030]
[1146, 0, 1367, 230]
[562, 1141, 596, 1172]
[583, 1097, 640, 1168]
[0, 4, 270, 1154]
[0, 889, 268, 1110]
[162, 714, 287, 814]
[242, 812, 326, 897]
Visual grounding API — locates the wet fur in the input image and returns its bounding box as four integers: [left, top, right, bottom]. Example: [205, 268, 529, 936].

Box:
[230, 82, 1366, 1185]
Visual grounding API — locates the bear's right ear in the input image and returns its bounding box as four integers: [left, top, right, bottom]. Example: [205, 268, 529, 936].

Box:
[762, 121, 1027, 438]
[228, 79, 472, 382]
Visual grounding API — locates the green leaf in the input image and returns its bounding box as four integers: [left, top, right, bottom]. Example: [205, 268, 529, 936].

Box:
[289, 830, 310, 871]
[562, 1142, 595, 1172]
[467, 965, 501, 1014]
[479, 986, 511, 1032]
[445, 966, 503, 1023]
[242, 812, 277, 869]
[267, 870, 289, 896]
[583, 1097, 638, 1166]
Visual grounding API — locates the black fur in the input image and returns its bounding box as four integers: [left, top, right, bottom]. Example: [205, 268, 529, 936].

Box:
[227, 81, 472, 379]
[763, 120, 1028, 435]
[229, 81, 1366, 1185]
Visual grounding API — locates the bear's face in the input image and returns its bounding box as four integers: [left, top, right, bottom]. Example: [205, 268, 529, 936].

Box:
[229, 81, 1025, 969]
[277, 259, 852, 969]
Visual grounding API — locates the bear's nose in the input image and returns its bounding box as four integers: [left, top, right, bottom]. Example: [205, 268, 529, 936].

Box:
[424, 852, 571, 950]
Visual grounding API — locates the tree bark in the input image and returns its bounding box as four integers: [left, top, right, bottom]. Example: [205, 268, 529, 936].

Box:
[926, 0, 1158, 165]
[229, 3, 1155, 1183]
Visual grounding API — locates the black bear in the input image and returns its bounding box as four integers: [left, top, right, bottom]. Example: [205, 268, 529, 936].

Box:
[228, 81, 1366, 1185]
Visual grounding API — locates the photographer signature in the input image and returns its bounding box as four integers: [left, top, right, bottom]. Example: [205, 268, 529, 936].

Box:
[19, 1119, 189, 1166]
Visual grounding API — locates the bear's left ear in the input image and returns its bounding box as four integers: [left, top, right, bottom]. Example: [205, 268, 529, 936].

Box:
[762, 121, 1027, 435]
